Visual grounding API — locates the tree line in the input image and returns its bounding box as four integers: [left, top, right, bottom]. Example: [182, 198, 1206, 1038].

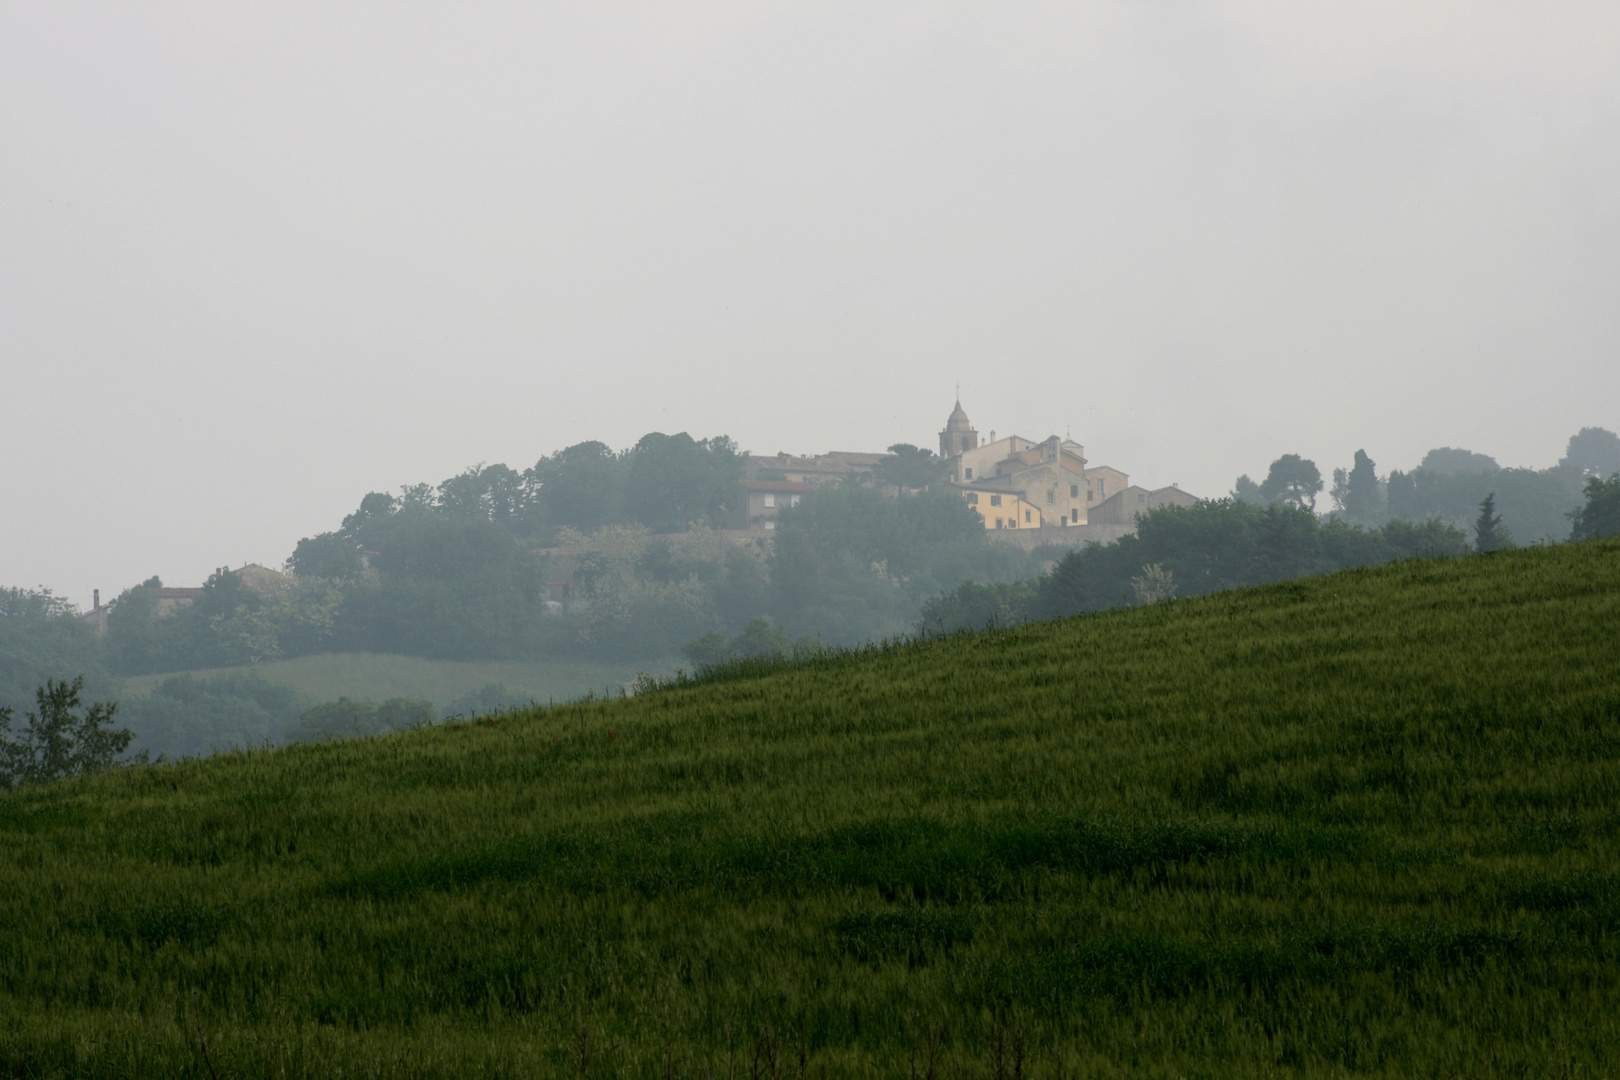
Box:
[921, 428, 1620, 633]
[1234, 426, 1620, 544]
[23, 430, 1032, 681]
[3, 424, 1618, 764]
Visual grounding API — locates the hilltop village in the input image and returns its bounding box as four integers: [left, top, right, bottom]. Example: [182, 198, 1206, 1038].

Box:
[79, 400, 1199, 637]
[738, 398, 1199, 544]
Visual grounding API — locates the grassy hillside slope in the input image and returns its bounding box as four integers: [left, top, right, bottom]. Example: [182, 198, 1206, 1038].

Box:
[3, 542, 1618, 1078]
[124, 652, 676, 710]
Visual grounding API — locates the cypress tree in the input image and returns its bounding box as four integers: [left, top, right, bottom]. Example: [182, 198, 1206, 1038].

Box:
[1474, 492, 1503, 553]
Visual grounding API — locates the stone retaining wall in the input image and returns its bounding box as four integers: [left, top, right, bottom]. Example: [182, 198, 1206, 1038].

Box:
[987, 522, 1137, 552]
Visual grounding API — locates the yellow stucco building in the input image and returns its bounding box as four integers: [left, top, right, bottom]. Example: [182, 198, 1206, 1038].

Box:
[951, 484, 1044, 530]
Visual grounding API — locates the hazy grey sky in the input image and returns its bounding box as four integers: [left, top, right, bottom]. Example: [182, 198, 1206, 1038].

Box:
[4, 3, 1618, 607]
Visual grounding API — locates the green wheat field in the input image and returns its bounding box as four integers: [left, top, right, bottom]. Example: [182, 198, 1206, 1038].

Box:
[3, 541, 1618, 1078]
[122, 653, 674, 710]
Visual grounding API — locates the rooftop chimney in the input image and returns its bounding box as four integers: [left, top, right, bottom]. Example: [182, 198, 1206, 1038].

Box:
[93, 589, 100, 610]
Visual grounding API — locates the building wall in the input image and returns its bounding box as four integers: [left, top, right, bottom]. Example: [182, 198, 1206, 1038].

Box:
[1089, 484, 1200, 525]
[731, 480, 814, 530]
[955, 486, 1043, 530]
[1082, 466, 1130, 510]
[986, 522, 1138, 552]
[952, 435, 1037, 484]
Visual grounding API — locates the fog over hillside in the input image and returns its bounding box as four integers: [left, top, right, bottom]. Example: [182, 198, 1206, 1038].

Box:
[3, 4, 1617, 604]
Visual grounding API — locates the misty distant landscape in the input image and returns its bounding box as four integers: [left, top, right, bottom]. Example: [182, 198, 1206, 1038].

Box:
[5, 415, 1615, 758]
[5, 5, 1620, 1076]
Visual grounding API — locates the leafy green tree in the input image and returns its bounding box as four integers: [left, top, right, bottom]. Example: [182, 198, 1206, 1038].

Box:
[101, 582, 167, 675]
[526, 441, 628, 532]
[286, 531, 364, 579]
[769, 485, 1035, 644]
[1257, 504, 1322, 581]
[1474, 493, 1507, 553]
[437, 463, 530, 527]
[337, 509, 549, 659]
[131, 567, 269, 672]
[678, 618, 814, 672]
[1557, 427, 1620, 480]
[625, 432, 743, 533]
[707, 547, 764, 623]
[1258, 454, 1323, 511]
[1131, 564, 1177, 605]
[875, 444, 947, 489]
[1388, 463, 1580, 546]
[916, 579, 1036, 634]
[0, 676, 135, 788]
[1569, 473, 1620, 541]
[1420, 447, 1499, 475]
[1030, 499, 1462, 621]
[1230, 475, 1264, 505]
[119, 673, 309, 759]
[548, 525, 720, 661]
[725, 618, 790, 658]
[0, 587, 117, 717]
[1381, 518, 1470, 559]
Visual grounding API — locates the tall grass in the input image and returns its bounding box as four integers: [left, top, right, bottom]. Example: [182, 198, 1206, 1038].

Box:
[2, 541, 1618, 1077]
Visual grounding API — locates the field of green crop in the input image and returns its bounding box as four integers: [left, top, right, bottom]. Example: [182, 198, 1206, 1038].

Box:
[3, 541, 1618, 1078]
[123, 651, 675, 709]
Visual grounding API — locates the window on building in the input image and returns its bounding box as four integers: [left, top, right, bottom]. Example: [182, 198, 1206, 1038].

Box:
[1137, 492, 1145, 503]
[1070, 483, 1079, 498]
[990, 494, 1002, 507]
[1047, 491, 1054, 504]
[961, 436, 972, 452]
[1097, 478, 1106, 494]
[1070, 508, 1078, 523]
[790, 495, 801, 507]
[966, 493, 979, 505]
[764, 520, 775, 530]
[763, 493, 776, 508]
[1024, 509, 1032, 522]
[965, 468, 973, 479]
[1088, 491, 1094, 502]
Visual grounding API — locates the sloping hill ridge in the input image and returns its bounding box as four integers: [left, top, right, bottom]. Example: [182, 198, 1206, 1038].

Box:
[3, 541, 1618, 1077]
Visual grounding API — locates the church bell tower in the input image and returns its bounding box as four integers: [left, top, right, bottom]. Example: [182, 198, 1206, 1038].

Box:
[939, 398, 978, 459]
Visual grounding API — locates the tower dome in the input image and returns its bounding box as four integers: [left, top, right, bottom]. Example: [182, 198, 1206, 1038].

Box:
[939, 399, 979, 458]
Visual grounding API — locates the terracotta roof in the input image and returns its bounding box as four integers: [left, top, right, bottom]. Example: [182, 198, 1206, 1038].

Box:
[741, 479, 818, 492]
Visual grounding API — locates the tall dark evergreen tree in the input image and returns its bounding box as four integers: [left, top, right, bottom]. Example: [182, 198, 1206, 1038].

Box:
[1332, 449, 1383, 525]
[1474, 493, 1504, 553]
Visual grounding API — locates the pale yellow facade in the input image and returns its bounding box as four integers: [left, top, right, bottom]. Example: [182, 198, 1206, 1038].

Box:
[954, 485, 1044, 530]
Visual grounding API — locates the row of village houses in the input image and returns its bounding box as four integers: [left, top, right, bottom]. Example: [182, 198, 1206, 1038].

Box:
[734, 398, 1198, 534]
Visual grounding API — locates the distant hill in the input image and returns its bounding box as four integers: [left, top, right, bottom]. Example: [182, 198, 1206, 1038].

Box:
[3, 540, 1618, 1076]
